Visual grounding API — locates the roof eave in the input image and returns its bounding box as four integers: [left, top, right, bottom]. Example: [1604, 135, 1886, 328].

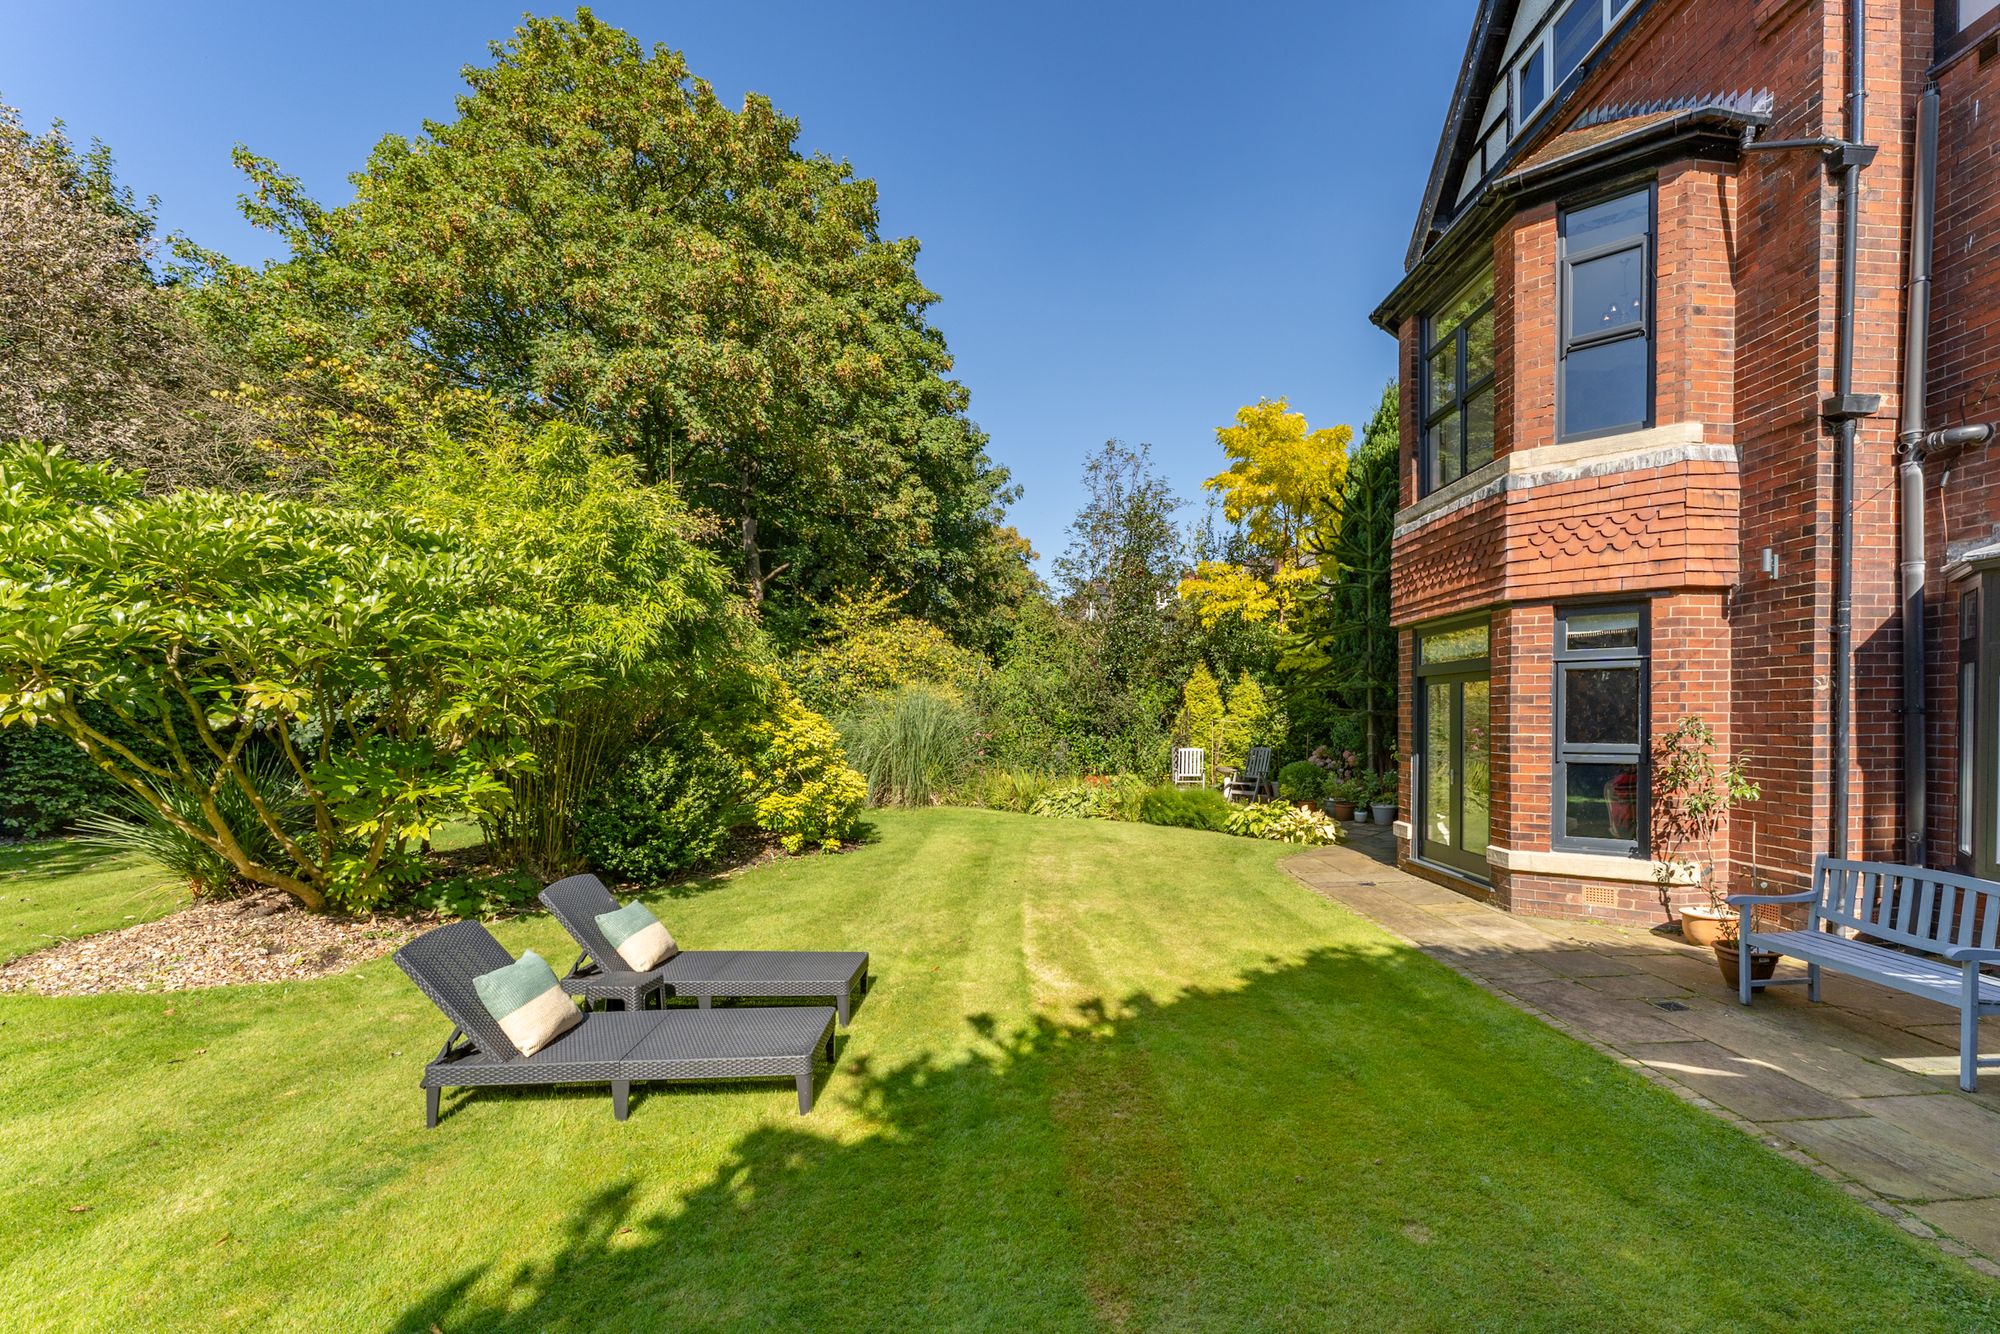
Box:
[1371, 107, 1765, 334]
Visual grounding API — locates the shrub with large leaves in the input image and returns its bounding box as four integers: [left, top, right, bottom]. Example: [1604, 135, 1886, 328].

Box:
[0, 445, 578, 909]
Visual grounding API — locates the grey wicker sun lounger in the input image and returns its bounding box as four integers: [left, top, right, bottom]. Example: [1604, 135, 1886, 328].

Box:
[393, 920, 836, 1126]
[540, 874, 870, 1024]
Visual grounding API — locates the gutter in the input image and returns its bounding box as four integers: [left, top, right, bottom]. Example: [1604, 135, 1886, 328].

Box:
[1820, 0, 1880, 862]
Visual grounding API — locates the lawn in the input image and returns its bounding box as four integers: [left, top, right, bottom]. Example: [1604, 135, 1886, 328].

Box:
[2, 808, 1995, 1330]
[0, 841, 184, 964]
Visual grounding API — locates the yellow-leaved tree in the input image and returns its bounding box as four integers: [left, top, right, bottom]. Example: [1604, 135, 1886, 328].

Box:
[1179, 398, 1351, 628]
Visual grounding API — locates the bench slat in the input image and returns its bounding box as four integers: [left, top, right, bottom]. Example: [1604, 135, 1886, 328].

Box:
[1751, 930, 2000, 1008]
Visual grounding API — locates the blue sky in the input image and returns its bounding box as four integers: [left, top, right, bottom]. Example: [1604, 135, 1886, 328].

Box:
[4, 1, 1471, 568]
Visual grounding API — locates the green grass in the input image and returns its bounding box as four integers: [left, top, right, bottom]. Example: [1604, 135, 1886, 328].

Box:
[1, 808, 1994, 1329]
[0, 842, 184, 963]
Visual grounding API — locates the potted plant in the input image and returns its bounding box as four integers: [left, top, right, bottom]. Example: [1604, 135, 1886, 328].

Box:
[1324, 775, 1362, 821]
[1651, 715, 1767, 977]
[1276, 760, 1325, 808]
[1368, 769, 1398, 827]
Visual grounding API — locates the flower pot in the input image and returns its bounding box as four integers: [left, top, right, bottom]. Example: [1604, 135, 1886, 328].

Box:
[1712, 942, 1779, 990]
[1370, 802, 1397, 825]
[1679, 904, 1738, 950]
[1327, 800, 1356, 821]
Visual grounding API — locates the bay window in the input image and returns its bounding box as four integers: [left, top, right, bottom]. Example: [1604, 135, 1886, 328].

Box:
[1421, 270, 1495, 494]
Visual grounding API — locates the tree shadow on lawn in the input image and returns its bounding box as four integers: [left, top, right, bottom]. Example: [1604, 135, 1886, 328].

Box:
[391, 944, 2000, 1333]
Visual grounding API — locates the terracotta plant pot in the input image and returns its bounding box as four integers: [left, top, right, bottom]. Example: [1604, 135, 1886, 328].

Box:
[1327, 800, 1356, 821]
[1712, 942, 1779, 989]
[1679, 905, 1738, 950]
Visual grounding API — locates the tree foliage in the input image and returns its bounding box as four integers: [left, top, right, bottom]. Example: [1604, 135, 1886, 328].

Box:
[202, 9, 1012, 632]
[1179, 398, 1350, 629]
[1285, 382, 1398, 768]
[0, 103, 269, 491]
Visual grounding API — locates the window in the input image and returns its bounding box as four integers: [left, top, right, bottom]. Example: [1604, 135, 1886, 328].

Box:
[1421, 270, 1495, 494]
[1962, 590, 1978, 864]
[1559, 187, 1653, 439]
[1509, 0, 1638, 135]
[1416, 620, 1492, 880]
[1554, 605, 1646, 853]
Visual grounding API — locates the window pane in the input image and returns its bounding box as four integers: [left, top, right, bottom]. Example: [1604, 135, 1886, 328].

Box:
[1463, 680, 1490, 856]
[1553, 0, 1605, 81]
[1429, 340, 1457, 415]
[1565, 762, 1640, 842]
[1564, 666, 1641, 746]
[1430, 271, 1492, 343]
[1563, 336, 1648, 435]
[1519, 46, 1547, 120]
[1466, 305, 1495, 384]
[1568, 248, 1645, 338]
[1564, 608, 1640, 652]
[1433, 411, 1462, 485]
[1564, 190, 1648, 253]
[1465, 387, 1494, 474]
[1421, 622, 1489, 665]
[1426, 683, 1455, 846]
[1961, 658, 1975, 858]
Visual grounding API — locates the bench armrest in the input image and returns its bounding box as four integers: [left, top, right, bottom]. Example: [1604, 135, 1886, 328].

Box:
[1726, 890, 1818, 907]
[1941, 946, 2000, 963]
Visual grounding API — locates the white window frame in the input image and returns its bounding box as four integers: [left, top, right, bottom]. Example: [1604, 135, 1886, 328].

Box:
[1510, 0, 1640, 138]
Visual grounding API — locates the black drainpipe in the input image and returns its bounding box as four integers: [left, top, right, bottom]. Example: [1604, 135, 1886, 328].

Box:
[1897, 83, 1940, 867]
[1823, 0, 1881, 862]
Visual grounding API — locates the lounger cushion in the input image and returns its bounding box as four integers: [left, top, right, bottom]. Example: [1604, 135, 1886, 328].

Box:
[472, 949, 582, 1056]
[596, 900, 677, 971]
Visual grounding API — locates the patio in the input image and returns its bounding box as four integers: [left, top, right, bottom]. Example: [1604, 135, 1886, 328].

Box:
[1291, 826, 2000, 1278]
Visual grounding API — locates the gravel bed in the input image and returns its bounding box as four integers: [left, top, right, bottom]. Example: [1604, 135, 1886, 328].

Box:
[0, 892, 418, 996]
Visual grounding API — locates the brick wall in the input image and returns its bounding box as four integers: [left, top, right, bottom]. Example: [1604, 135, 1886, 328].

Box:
[1387, 0, 1952, 919]
[1922, 37, 2000, 867]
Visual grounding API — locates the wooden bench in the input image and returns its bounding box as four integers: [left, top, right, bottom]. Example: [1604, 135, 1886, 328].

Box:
[1730, 856, 2000, 1091]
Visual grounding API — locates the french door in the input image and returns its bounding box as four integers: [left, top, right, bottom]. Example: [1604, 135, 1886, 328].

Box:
[1416, 621, 1491, 880]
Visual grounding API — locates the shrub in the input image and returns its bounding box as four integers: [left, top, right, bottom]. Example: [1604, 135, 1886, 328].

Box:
[1226, 802, 1343, 846]
[978, 768, 1053, 813]
[1276, 761, 1325, 803]
[1030, 782, 1111, 820]
[76, 753, 311, 897]
[838, 685, 976, 808]
[0, 446, 577, 910]
[1097, 773, 1153, 821]
[1136, 785, 1231, 832]
[0, 724, 118, 839]
[787, 585, 986, 715]
[747, 693, 867, 853]
[575, 733, 743, 882]
[404, 868, 541, 919]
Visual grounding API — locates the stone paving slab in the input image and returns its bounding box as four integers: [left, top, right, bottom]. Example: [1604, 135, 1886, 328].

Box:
[1286, 834, 2000, 1275]
[1777, 1116, 2000, 1202]
[1623, 1039, 1856, 1122]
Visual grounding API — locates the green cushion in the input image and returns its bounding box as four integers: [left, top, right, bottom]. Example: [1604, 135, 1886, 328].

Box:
[472, 949, 580, 1056]
[595, 900, 677, 970]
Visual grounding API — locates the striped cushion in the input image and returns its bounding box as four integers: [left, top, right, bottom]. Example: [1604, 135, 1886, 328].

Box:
[595, 900, 677, 971]
[472, 949, 581, 1057]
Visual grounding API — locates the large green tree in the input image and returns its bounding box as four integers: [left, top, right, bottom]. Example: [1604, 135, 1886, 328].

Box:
[199, 9, 1010, 633]
[1286, 382, 1398, 769]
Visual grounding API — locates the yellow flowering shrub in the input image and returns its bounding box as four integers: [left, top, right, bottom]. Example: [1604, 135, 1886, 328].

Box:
[746, 691, 868, 853]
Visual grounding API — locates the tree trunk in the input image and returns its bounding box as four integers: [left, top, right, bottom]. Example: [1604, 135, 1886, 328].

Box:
[741, 509, 763, 606]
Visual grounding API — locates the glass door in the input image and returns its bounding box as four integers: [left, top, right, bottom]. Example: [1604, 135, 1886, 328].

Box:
[1416, 621, 1491, 879]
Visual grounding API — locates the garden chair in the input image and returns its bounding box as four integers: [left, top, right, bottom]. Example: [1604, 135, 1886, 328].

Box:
[1172, 747, 1207, 789]
[1220, 746, 1276, 803]
[539, 874, 871, 1025]
[393, 920, 836, 1125]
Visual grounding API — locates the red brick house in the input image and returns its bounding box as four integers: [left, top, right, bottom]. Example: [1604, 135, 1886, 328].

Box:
[1373, 0, 2000, 922]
